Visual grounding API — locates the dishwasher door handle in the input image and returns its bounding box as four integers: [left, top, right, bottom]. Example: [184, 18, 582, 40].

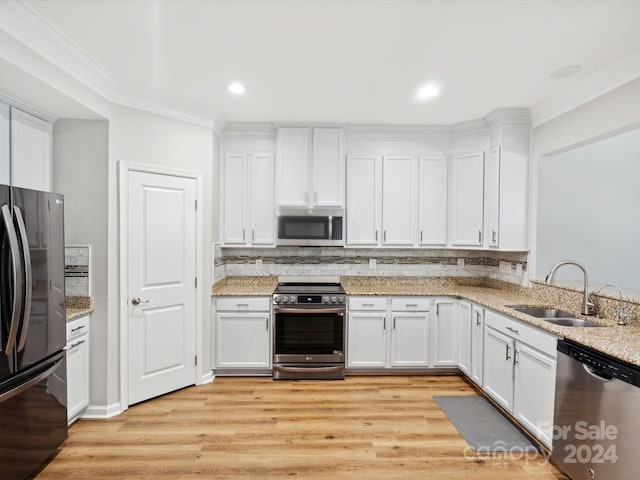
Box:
[583, 363, 615, 382]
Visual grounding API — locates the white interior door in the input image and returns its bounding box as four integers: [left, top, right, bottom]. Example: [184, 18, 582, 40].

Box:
[127, 170, 197, 405]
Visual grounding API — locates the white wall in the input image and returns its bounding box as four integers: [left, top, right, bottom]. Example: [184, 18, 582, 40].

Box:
[107, 105, 216, 411]
[530, 76, 640, 281]
[52, 119, 109, 406]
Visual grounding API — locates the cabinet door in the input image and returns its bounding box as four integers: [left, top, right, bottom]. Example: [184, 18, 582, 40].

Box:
[66, 333, 89, 422]
[457, 300, 472, 375]
[347, 312, 387, 367]
[216, 313, 270, 368]
[390, 313, 430, 367]
[483, 326, 514, 411]
[382, 156, 414, 245]
[432, 299, 458, 367]
[10, 108, 51, 192]
[486, 145, 500, 247]
[346, 156, 379, 245]
[418, 157, 447, 245]
[0, 103, 9, 185]
[451, 152, 484, 246]
[222, 154, 247, 245]
[277, 127, 309, 207]
[514, 343, 557, 447]
[249, 153, 275, 245]
[470, 305, 484, 386]
[311, 128, 344, 207]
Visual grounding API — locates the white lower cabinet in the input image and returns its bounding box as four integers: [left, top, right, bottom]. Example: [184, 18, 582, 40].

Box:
[483, 309, 558, 448]
[214, 297, 271, 370]
[432, 298, 458, 367]
[66, 315, 90, 424]
[348, 297, 431, 369]
[457, 300, 472, 375]
[470, 305, 484, 386]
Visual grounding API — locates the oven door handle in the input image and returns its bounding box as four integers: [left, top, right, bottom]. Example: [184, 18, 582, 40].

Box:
[273, 307, 345, 315]
[273, 365, 345, 373]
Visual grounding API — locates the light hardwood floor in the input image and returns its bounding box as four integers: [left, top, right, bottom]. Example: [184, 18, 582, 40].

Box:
[36, 375, 566, 479]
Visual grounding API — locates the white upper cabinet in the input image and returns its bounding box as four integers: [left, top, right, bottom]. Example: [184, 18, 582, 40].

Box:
[221, 153, 274, 246]
[0, 103, 9, 185]
[418, 157, 447, 245]
[451, 151, 484, 246]
[382, 156, 414, 245]
[346, 156, 379, 245]
[486, 124, 530, 250]
[276, 127, 345, 208]
[8, 107, 52, 192]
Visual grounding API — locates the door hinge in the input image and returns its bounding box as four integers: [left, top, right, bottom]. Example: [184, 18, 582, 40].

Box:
[195, 355, 198, 366]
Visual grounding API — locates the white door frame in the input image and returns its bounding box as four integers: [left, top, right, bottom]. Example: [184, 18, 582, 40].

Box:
[118, 161, 205, 411]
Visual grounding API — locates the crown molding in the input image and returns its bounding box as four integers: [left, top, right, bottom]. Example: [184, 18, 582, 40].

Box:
[0, 0, 221, 128]
[346, 124, 451, 141]
[530, 49, 640, 128]
[222, 122, 276, 138]
[483, 108, 531, 128]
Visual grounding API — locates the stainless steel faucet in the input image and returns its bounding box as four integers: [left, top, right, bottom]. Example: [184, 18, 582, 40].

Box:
[594, 284, 632, 326]
[545, 260, 596, 316]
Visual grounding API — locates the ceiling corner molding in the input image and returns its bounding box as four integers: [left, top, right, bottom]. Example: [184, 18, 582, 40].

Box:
[222, 122, 276, 138]
[530, 50, 640, 128]
[449, 118, 489, 138]
[0, 0, 220, 128]
[345, 124, 451, 141]
[483, 108, 531, 128]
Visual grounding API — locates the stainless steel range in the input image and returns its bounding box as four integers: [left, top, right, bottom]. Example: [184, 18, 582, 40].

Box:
[272, 283, 346, 380]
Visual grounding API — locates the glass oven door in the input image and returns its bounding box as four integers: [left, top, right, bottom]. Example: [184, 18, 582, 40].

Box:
[273, 307, 345, 363]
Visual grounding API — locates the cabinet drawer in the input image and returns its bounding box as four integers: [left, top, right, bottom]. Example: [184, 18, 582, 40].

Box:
[485, 309, 558, 357]
[348, 297, 387, 311]
[67, 315, 89, 341]
[216, 296, 271, 312]
[391, 297, 430, 312]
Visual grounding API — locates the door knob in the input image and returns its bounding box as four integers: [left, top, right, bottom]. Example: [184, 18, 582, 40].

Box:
[131, 297, 149, 305]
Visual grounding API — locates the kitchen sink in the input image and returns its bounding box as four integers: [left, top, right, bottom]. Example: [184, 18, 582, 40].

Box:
[508, 306, 606, 327]
[509, 306, 577, 319]
[542, 318, 605, 328]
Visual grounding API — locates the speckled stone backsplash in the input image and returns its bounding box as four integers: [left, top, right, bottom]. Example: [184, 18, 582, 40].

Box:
[530, 280, 640, 324]
[214, 246, 528, 286]
[65, 246, 90, 296]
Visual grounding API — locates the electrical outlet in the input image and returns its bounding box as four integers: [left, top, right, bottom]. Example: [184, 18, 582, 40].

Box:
[256, 258, 263, 270]
[457, 258, 465, 268]
[369, 258, 376, 270]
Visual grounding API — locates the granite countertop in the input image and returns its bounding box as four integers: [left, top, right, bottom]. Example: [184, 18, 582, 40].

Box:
[66, 296, 93, 321]
[213, 275, 640, 367]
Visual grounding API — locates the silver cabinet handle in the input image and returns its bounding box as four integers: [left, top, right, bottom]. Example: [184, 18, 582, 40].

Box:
[505, 344, 511, 361]
[70, 339, 85, 349]
[514, 350, 519, 365]
[266, 318, 269, 330]
[242, 228, 246, 242]
[71, 325, 86, 332]
[492, 230, 497, 243]
[478, 230, 482, 243]
[14, 206, 32, 352]
[252, 229, 255, 242]
[406, 304, 418, 307]
[131, 297, 149, 305]
[375, 230, 378, 242]
[393, 317, 396, 329]
[420, 230, 423, 243]
[476, 312, 481, 326]
[383, 318, 386, 330]
[384, 230, 387, 242]
[506, 326, 519, 335]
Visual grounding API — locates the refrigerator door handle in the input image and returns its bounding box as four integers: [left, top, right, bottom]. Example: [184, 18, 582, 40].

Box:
[0, 355, 64, 403]
[1, 204, 23, 355]
[13, 206, 32, 352]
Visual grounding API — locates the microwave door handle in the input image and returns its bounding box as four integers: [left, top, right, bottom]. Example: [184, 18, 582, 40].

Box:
[13, 206, 32, 352]
[1, 205, 23, 354]
[328, 216, 332, 241]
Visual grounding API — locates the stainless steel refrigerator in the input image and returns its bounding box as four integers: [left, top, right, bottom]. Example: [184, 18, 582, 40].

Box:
[0, 185, 67, 480]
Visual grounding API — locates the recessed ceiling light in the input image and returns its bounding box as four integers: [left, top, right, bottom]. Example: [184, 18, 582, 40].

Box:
[228, 83, 246, 94]
[415, 83, 441, 102]
[549, 65, 582, 79]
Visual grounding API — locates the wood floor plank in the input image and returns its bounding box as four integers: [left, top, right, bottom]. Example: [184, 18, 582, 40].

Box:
[35, 375, 566, 479]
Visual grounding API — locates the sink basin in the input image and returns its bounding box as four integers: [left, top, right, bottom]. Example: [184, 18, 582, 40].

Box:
[542, 318, 605, 328]
[507, 306, 606, 327]
[509, 306, 577, 319]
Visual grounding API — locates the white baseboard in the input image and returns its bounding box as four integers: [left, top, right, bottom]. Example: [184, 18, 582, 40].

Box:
[198, 370, 215, 385]
[81, 402, 123, 419]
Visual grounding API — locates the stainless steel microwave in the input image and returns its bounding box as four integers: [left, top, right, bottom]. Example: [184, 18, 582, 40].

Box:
[276, 210, 344, 246]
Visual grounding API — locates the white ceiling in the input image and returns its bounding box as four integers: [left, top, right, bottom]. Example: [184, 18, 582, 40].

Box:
[21, 0, 640, 126]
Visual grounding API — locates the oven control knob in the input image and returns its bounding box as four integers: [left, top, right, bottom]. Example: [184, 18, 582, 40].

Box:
[338, 296, 345, 303]
[323, 296, 330, 303]
[274, 295, 281, 303]
[330, 296, 337, 303]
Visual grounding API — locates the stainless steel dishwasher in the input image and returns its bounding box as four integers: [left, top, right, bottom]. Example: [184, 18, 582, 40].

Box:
[552, 339, 640, 479]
